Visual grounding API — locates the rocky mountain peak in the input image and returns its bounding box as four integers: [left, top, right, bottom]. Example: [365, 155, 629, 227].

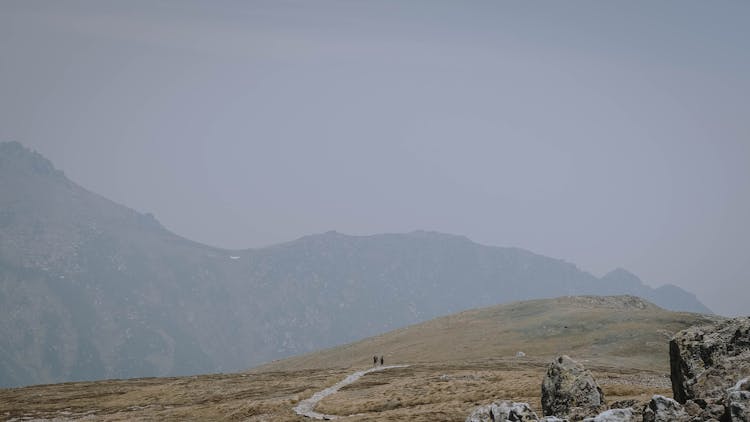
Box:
[602, 268, 646, 287]
[0, 141, 62, 178]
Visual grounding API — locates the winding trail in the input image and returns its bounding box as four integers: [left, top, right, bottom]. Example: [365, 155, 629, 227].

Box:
[293, 365, 409, 420]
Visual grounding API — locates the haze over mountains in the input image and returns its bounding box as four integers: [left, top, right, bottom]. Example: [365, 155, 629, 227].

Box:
[0, 142, 710, 388]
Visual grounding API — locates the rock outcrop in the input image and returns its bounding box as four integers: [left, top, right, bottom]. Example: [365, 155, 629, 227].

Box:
[542, 355, 605, 418]
[670, 316, 750, 403]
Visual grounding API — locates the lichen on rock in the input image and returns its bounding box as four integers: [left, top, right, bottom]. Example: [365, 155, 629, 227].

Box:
[541, 355, 605, 418]
[669, 316, 750, 403]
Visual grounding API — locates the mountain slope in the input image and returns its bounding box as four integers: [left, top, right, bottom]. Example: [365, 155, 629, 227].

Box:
[257, 295, 720, 372]
[0, 142, 711, 387]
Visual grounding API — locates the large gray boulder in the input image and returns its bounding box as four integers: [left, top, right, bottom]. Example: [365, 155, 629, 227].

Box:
[466, 400, 539, 422]
[670, 316, 750, 403]
[541, 355, 605, 418]
[641, 395, 689, 422]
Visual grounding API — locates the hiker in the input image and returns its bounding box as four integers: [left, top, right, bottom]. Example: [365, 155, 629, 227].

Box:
[380, 356, 384, 365]
[373, 355, 378, 366]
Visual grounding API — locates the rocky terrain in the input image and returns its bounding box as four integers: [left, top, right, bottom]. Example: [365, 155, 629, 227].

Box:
[465, 316, 750, 421]
[0, 142, 712, 388]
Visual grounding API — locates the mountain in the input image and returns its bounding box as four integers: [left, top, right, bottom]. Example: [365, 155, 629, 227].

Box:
[0, 142, 711, 387]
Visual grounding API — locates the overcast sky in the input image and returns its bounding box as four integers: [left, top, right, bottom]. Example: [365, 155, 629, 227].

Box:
[1, 1, 748, 316]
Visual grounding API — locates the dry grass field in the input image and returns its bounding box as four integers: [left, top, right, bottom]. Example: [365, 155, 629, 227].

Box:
[0, 360, 672, 421]
[0, 296, 719, 421]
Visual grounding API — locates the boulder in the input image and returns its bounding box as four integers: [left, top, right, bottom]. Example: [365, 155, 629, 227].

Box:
[642, 395, 689, 422]
[582, 408, 635, 422]
[670, 317, 750, 403]
[608, 400, 646, 421]
[681, 398, 725, 421]
[541, 355, 605, 417]
[726, 377, 750, 422]
[466, 404, 494, 422]
[466, 400, 539, 422]
[492, 401, 539, 421]
[705, 402, 727, 421]
[682, 399, 703, 417]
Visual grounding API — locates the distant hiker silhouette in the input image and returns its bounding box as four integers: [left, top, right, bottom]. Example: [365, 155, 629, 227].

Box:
[373, 355, 378, 366]
[380, 356, 384, 365]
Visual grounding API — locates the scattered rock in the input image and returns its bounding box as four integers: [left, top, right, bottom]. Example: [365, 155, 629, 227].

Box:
[493, 401, 539, 421]
[683, 399, 703, 417]
[608, 400, 638, 409]
[465, 317, 750, 422]
[466, 404, 494, 422]
[725, 377, 750, 422]
[670, 317, 750, 403]
[567, 405, 608, 421]
[642, 395, 689, 422]
[704, 402, 726, 421]
[582, 408, 635, 422]
[608, 400, 646, 420]
[541, 355, 605, 418]
[686, 397, 727, 421]
[466, 401, 539, 422]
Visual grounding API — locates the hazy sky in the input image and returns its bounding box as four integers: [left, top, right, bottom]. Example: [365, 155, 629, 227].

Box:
[1, 1, 748, 316]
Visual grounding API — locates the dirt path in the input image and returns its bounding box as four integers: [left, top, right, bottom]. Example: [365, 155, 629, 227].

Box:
[293, 365, 409, 420]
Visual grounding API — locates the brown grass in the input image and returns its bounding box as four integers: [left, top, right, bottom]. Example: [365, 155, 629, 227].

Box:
[0, 359, 672, 421]
[256, 296, 716, 374]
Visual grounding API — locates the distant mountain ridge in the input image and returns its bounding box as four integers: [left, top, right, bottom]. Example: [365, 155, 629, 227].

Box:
[0, 141, 711, 387]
